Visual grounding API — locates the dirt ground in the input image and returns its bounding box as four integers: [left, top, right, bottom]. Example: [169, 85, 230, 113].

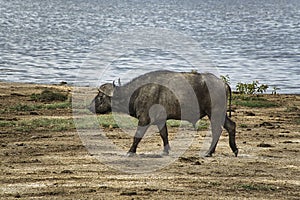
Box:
[0, 82, 299, 199]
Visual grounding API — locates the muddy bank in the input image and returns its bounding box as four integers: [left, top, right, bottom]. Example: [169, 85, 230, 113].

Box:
[0, 82, 299, 199]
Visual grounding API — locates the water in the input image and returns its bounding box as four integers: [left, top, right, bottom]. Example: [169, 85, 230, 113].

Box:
[0, 0, 299, 93]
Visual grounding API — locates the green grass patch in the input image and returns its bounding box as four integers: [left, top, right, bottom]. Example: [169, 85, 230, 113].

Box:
[73, 114, 136, 129]
[10, 102, 71, 112]
[96, 114, 139, 129]
[166, 119, 209, 131]
[233, 95, 278, 108]
[94, 114, 209, 130]
[44, 102, 71, 110]
[74, 116, 101, 129]
[1, 114, 210, 133]
[239, 124, 248, 128]
[237, 183, 276, 191]
[0, 120, 16, 127]
[167, 120, 182, 127]
[11, 104, 43, 112]
[97, 114, 120, 128]
[195, 120, 209, 131]
[14, 118, 75, 133]
[30, 89, 68, 102]
[234, 100, 277, 108]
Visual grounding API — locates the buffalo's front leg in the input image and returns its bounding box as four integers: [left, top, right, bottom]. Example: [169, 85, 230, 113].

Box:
[204, 117, 222, 157]
[127, 125, 149, 156]
[157, 123, 170, 156]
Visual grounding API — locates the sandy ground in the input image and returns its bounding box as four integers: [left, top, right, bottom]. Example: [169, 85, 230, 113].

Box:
[0, 82, 299, 199]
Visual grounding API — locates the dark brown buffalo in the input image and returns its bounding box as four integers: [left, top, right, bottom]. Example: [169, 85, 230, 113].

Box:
[89, 70, 238, 157]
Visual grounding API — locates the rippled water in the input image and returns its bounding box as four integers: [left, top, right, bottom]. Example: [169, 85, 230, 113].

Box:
[0, 0, 299, 93]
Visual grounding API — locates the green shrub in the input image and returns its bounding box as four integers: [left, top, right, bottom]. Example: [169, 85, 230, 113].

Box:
[236, 81, 268, 94]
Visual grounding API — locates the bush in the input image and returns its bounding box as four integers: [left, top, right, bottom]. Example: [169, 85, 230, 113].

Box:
[236, 81, 268, 94]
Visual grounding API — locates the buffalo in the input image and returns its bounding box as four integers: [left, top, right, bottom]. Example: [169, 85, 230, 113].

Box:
[89, 70, 238, 157]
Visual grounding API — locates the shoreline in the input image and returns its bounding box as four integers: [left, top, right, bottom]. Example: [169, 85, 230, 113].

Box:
[1, 80, 299, 95]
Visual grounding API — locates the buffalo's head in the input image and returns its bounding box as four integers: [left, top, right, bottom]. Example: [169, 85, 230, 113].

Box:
[88, 83, 114, 114]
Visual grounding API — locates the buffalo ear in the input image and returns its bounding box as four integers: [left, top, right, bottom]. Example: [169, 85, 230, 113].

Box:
[113, 79, 121, 87]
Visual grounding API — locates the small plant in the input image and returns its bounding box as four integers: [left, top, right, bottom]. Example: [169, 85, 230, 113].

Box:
[271, 86, 280, 95]
[236, 81, 268, 94]
[257, 84, 269, 94]
[236, 81, 257, 94]
[220, 75, 230, 85]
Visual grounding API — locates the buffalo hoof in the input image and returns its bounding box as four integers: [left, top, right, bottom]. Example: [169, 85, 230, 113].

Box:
[234, 149, 239, 157]
[161, 151, 169, 156]
[204, 153, 213, 157]
[126, 152, 137, 157]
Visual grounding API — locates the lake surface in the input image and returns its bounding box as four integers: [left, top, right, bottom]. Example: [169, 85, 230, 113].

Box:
[0, 0, 299, 93]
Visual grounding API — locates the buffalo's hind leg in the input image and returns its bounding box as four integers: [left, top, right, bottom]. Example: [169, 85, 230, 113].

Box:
[157, 123, 170, 156]
[224, 116, 238, 157]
